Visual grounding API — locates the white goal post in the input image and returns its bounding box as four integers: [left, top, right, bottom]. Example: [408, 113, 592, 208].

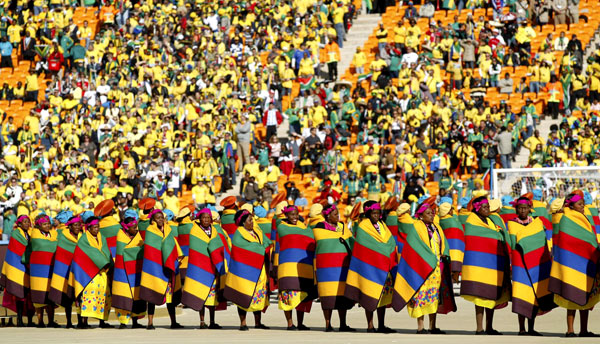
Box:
[491, 166, 600, 201]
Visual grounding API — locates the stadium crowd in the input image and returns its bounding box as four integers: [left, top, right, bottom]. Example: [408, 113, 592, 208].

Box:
[0, 0, 597, 237]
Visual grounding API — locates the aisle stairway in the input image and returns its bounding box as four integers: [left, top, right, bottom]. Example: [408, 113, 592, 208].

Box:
[514, 16, 600, 168]
[212, 11, 382, 208]
[338, 13, 382, 80]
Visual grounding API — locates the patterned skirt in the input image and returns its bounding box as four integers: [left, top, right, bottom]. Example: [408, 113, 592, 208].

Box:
[239, 266, 269, 313]
[80, 271, 111, 321]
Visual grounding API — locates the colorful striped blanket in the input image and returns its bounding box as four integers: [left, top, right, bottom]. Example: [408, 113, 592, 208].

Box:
[49, 229, 80, 306]
[100, 216, 121, 259]
[277, 221, 316, 294]
[29, 229, 58, 305]
[312, 221, 354, 310]
[460, 213, 511, 301]
[0, 228, 30, 298]
[112, 230, 144, 313]
[139, 224, 183, 305]
[345, 219, 397, 311]
[507, 218, 555, 319]
[224, 226, 271, 309]
[439, 213, 464, 272]
[549, 208, 600, 307]
[69, 231, 112, 298]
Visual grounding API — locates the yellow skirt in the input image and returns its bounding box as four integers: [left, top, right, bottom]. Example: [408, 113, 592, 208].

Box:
[205, 279, 219, 307]
[462, 287, 510, 310]
[278, 290, 308, 311]
[115, 308, 146, 325]
[239, 266, 269, 313]
[377, 273, 394, 308]
[407, 264, 441, 318]
[80, 271, 111, 321]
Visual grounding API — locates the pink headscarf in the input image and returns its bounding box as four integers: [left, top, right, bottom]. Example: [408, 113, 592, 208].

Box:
[472, 198, 489, 213]
[16, 215, 29, 225]
[85, 219, 100, 231]
[148, 209, 162, 219]
[415, 203, 430, 216]
[322, 205, 337, 216]
[65, 216, 82, 226]
[35, 216, 50, 227]
[283, 205, 298, 214]
[565, 194, 582, 205]
[364, 203, 381, 212]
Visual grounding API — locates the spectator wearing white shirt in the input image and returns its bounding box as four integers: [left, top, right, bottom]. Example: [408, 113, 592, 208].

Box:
[554, 31, 569, 51]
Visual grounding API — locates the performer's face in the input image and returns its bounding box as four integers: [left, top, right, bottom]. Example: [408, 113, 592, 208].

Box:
[369, 209, 381, 224]
[200, 213, 212, 228]
[420, 207, 435, 224]
[286, 210, 299, 225]
[571, 199, 586, 214]
[326, 208, 339, 224]
[477, 203, 490, 218]
[88, 224, 100, 237]
[243, 216, 254, 231]
[69, 221, 82, 236]
[516, 204, 531, 220]
[19, 218, 31, 231]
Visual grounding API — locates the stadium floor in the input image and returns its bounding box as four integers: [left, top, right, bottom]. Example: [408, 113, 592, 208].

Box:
[1, 298, 598, 343]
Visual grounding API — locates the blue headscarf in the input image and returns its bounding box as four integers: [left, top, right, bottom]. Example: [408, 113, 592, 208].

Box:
[440, 197, 453, 205]
[532, 189, 543, 201]
[459, 197, 471, 209]
[55, 210, 73, 224]
[163, 209, 175, 221]
[501, 195, 514, 207]
[254, 206, 267, 218]
[417, 194, 430, 205]
[584, 191, 593, 205]
[124, 209, 139, 221]
[81, 211, 94, 223]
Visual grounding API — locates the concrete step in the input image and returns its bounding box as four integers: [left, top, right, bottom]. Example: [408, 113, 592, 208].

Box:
[338, 13, 382, 77]
[513, 118, 560, 168]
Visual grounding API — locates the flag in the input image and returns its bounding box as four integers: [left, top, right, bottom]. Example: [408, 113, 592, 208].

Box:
[34, 44, 50, 58]
[49, 230, 79, 307]
[69, 231, 112, 298]
[0, 228, 30, 299]
[29, 230, 58, 305]
[298, 76, 316, 91]
[549, 208, 600, 307]
[112, 230, 145, 314]
[357, 73, 372, 82]
[224, 227, 271, 309]
[507, 218, 555, 319]
[344, 219, 397, 312]
[139, 224, 183, 305]
[312, 222, 354, 309]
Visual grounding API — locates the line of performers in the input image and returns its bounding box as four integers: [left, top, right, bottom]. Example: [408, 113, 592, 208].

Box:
[1, 190, 599, 336]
